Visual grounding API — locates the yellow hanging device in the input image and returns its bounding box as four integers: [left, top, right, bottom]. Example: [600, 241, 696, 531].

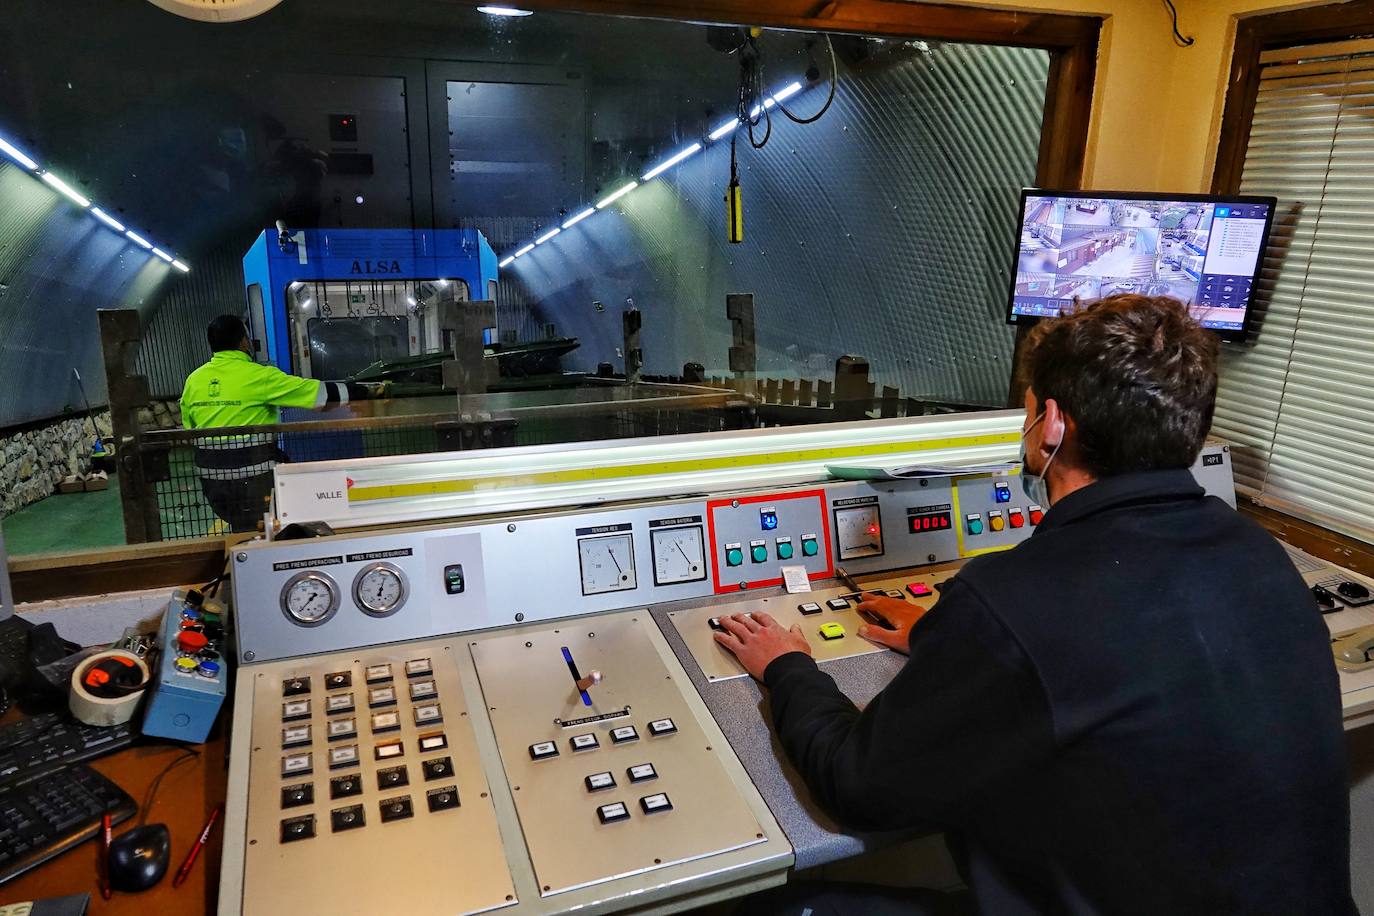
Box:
[726, 133, 744, 244]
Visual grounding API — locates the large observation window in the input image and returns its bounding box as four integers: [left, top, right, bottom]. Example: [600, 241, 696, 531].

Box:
[0, 0, 1052, 548]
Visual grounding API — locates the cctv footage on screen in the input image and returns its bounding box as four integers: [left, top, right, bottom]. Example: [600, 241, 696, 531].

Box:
[1010, 195, 1272, 333]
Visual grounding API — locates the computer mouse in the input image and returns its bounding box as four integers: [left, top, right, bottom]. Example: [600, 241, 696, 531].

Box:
[1313, 585, 1337, 612]
[108, 823, 171, 892]
[1338, 581, 1370, 601]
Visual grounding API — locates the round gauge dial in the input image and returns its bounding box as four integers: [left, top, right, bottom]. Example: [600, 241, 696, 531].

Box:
[577, 532, 637, 596]
[280, 572, 341, 628]
[352, 562, 409, 617]
[650, 525, 707, 586]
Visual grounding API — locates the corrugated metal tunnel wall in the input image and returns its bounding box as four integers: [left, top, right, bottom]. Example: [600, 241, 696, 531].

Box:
[0, 162, 178, 427]
[501, 42, 1049, 405]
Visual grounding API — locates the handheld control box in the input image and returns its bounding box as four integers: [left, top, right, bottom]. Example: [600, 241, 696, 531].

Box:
[142, 588, 230, 744]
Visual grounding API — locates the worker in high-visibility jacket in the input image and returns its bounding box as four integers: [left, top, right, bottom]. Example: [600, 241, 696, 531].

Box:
[180, 314, 388, 532]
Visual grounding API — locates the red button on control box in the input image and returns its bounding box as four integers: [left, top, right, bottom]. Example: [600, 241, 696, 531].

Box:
[1009, 510, 1025, 529]
[906, 582, 933, 598]
[1028, 507, 1044, 525]
[177, 630, 209, 654]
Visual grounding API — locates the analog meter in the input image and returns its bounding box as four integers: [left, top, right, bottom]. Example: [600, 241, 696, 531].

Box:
[650, 525, 707, 586]
[577, 533, 637, 595]
[352, 562, 409, 618]
[834, 504, 884, 560]
[280, 571, 341, 627]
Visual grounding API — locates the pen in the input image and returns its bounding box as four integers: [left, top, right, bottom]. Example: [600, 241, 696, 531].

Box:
[172, 803, 222, 888]
[100, 812, 112, 900]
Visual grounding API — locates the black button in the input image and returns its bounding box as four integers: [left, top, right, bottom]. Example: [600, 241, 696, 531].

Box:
[281, 783, 313, 809]
[647, 718, 677, 737]
[708, 617, 725, 631]
[529, 741, 559, 760]
[797, 603, 822, 615]
[377, 765, 409, 790]
[627, 763, 658, 783]
[826, 598, 849, 610]
[379, 795, 414, 823]
[330, 774, 363, 800]
[422, 756, 453, 781]
[597, 802, 631, 824]
[639, 792, 673, 814]
[281, 814, 315, 843]
[325, 671, 352, 689]
[585, 771, 616, 791]
[331, 804, 366, 832]
[427, 786, 460, 812]
[283, 677, 311, 697]
[444, 564, 465, 595]
[610, 726, 638, 744]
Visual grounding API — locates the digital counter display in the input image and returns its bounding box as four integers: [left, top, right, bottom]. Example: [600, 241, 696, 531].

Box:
[908, 512, 952, 534]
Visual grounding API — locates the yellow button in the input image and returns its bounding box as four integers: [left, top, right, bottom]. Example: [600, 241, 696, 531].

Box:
[818, 622, 846, 641]
[989, 514, 1006, 532]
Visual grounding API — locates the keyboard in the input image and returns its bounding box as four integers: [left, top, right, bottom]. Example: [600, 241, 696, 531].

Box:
[0, 764, 136, 885]
[0, 712, 138, 791]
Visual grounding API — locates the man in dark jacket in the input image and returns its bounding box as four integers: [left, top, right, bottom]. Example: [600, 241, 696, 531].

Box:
[716, 295, 1352, 915]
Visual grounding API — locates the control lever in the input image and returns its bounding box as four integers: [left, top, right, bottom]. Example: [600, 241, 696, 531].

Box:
[1333, 626, 1374, 665]
[836, 568, 897, 630]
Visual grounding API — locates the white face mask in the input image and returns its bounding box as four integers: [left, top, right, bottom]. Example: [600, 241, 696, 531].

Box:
[1019, 412, 1062, 506]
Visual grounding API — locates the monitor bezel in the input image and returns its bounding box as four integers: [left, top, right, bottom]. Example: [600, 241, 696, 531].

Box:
[1005, 188, 1279, 343]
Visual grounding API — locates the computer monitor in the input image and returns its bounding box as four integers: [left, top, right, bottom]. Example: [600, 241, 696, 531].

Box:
[1006, 190, 1277, 342]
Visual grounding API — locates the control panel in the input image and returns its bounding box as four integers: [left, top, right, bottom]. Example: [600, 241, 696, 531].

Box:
[707, 490, 832, 593]
[469, 614, 772, 896]
[237, 638, 517, 916]
[669, 566, 961, 682]
[143, 588, 229, 743]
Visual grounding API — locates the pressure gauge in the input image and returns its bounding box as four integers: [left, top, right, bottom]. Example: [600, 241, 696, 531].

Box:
[352, 562, 409, 618]
[650, 525, 707, 586]
[834, 504, 885, 560]
[577, 533, 637, 596]
[280, 571, 341, 627]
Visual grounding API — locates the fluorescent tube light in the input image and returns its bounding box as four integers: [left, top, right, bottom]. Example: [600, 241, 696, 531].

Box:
[171, 260, 191, 273]
[41, 172, 90, 208]
[126, 230, 153, 249]
[91, 207, 125, 232]
[498, 256, 515, 268]
[0, 136, 39, 170]
[513, 243, 535, 258]
[151, 247, 174, 263]
[641, 143, 702, 181]
[562, 207, 595, 229]
[596, 181, 638, 209]
[535, 226, 562, 244]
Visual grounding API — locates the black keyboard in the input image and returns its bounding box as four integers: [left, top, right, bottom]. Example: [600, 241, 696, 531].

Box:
[0, 712, 138, 791]
[0, 764, 136, 885]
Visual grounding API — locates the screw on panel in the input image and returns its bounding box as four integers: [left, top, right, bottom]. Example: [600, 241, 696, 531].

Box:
[731, 499, 740, 508]
[928, 554, 937, 563]
[245, 651, 256, 661]
[236, 552, 248, 562]
[525, 642, 532, 648]
[507, 524, 517, 532]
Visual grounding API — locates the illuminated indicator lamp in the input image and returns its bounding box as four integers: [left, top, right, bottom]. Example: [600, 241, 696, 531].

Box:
[0, 135, 39, 170]
[41, 172, 91, 208]
[759, 509, 778, 531]
[994, 482, 1012, 503]
[498, 256, 515, 268]
[477, 6, 533, 15]
[562, 207, 595, 229]
[867, 523, 879, 536]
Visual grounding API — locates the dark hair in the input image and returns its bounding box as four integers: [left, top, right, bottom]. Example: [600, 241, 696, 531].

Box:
[1019, 294, 1219, 477]
[207, 314, 249, 352]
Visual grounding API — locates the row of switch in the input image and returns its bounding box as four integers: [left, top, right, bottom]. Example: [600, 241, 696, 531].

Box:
[283, 677, 439, 722]
[723, 535, 820, 567]
[281, 657, 434, 699]
[281, 755, 457, 810]
[965, 505, 1043, 536]
[529, 718, 676, 760]
[282, 730, 450, 777]
[281, 702, 444, 748]
[281, 785, 460, 842]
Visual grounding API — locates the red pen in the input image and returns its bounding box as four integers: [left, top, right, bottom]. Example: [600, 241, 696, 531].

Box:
[99, 812, 112, 900]
[173, 803, 222, 888]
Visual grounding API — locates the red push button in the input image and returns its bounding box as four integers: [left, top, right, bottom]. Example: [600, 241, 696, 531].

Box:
[906, 582, 933, 598]
[177, 630, 209, 653]
[1009, 509, 1025, 529]
[1028, 506, 1044, 525]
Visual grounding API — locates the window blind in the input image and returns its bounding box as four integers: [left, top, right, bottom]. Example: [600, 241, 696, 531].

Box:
[1213, 40, 1374, 544]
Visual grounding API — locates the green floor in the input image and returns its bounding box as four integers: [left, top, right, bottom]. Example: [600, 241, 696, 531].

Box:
[2, 477, 128, 556]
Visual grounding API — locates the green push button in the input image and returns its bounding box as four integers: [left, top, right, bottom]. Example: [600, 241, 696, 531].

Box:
[776, 541, 795, 560]
[751, 544, 769, 563]
[725, 547, 744, 567]
[801, 538, 819, 557]
[966, 518, 984, 536]
[818, 622, 845, 641]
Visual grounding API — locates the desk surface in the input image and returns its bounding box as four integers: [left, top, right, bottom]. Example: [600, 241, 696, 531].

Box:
[0, 715, 226, 915]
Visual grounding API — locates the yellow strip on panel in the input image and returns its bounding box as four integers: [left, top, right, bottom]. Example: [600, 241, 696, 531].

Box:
[348, 432, 1021, 504]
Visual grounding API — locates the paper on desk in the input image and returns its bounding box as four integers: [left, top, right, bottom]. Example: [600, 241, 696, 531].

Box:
[826, 461, 1018, 481]
[780, 565, 812, 594]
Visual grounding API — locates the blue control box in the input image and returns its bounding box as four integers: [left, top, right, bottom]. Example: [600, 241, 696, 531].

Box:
[142, 589, 229, 744]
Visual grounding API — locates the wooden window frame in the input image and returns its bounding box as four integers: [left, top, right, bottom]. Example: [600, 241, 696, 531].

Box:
[1210, 0, 1374, 573]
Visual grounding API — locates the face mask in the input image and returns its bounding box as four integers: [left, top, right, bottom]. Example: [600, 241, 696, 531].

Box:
[1019, 412, 1062, 506]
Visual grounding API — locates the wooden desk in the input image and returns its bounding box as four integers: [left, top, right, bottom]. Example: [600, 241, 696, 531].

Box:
[0, 716, 227, 915]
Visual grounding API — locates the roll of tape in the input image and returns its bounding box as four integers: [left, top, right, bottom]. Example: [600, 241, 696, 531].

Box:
[69, 649, 151, 727]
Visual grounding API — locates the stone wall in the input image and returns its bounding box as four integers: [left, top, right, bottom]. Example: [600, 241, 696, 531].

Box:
[136, 399, 183, 432]
[0, 411, 113, 517]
